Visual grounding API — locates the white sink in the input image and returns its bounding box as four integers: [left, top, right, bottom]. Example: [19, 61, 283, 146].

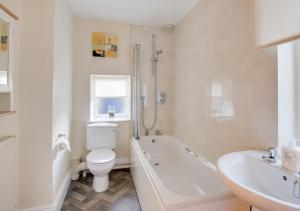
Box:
[218, 151, 300, 211]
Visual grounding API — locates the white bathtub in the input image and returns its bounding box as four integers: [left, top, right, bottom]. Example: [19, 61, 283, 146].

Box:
[130, 136, 249, 211]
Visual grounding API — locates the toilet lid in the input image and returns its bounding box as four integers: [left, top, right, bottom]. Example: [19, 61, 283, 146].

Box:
[87, 149, 115, 164]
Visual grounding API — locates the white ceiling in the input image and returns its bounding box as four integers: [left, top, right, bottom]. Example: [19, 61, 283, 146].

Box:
[68, 0, 199, 26]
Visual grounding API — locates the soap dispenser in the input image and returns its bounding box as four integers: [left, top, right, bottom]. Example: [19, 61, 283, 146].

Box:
[282, 139, 300, 173]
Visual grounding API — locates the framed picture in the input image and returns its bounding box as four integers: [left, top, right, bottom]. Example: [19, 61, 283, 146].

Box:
[92, 32, 118, 58]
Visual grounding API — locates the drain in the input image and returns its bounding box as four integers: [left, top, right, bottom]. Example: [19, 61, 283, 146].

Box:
[154, 163, 159, 166]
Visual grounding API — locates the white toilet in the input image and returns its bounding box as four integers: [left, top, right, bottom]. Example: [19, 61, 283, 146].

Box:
[86, 122, 118, 192]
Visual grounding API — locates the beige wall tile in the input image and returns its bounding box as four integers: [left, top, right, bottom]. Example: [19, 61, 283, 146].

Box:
[172, 0, 278, 164]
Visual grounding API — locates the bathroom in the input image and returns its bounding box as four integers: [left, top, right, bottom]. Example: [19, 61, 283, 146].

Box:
[0, 0, 299, 211]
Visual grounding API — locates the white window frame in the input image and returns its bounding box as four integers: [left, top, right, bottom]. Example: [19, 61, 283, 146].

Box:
[90, 75, 131, 122]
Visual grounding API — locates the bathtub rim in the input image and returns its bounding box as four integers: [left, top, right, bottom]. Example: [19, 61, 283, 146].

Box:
[131, 136, 236, 210]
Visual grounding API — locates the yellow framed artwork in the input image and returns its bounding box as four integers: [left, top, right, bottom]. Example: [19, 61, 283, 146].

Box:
[0, 21, 9, 51]
[92, 32, 118, 58]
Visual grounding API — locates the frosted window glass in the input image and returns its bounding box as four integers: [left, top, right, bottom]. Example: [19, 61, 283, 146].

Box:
[95, 80, 127, 97]
[96, 97, 125, 114]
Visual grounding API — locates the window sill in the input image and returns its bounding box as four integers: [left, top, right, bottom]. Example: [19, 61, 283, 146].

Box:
[90, 118, 131, 123]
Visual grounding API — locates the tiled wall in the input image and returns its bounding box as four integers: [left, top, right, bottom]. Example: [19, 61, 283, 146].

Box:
[172, 0, 278, 163]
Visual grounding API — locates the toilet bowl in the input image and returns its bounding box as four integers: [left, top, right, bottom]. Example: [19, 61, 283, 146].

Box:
[87, 149, 116, 192]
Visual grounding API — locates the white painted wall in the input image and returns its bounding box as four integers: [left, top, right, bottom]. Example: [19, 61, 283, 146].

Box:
[254, 0, 300, 47]
[0, 113, 19, 211]
[71, 18, 132, 162]
[18, 0, 54, 208]
[18, 0, 74, 209]
[52, 0, 73, 199]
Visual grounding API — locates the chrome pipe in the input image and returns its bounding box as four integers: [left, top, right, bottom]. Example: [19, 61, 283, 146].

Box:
[132, 44, 141, 139]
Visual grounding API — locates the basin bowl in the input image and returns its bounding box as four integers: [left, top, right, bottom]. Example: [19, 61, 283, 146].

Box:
[218, 151, 300, 211]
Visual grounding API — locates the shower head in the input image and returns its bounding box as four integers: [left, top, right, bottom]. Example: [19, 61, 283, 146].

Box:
[153, 49, 163, 62]
[151, 34, 163, 63]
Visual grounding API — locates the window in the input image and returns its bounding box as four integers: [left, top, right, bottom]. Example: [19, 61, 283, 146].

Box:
[210, 79, 234, 120]
[90, 75, 131, 121]
[278, 40, 300, 151]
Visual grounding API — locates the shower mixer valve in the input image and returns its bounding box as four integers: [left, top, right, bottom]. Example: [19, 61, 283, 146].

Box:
[157, 91, 167, 105]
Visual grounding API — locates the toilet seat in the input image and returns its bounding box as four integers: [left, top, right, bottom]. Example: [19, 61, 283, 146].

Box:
[87, 149, 115, 164]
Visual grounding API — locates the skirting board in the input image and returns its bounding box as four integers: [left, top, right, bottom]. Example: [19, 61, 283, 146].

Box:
[113, 157, 130, 169]
[20, 170, 71, 211]
[116, 157, 129, 165]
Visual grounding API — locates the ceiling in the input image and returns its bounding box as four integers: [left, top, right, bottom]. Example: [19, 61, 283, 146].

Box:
[68, 0, 199, 26]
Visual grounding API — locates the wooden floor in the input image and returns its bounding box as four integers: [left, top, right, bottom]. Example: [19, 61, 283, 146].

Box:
[61, 169, 142, 211]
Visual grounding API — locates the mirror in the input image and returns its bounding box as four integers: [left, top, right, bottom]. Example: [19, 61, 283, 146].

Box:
[0, 17, 9, 90]
[0, 18, 9, 87]
[0, 10, 14, 112]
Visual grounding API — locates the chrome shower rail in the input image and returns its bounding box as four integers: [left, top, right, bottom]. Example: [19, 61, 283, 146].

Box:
[132, 44, 141, 139]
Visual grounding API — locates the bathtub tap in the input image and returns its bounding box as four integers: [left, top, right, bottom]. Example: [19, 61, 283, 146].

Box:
[156, 130, 162, 135]
[262, 147, 277, 163]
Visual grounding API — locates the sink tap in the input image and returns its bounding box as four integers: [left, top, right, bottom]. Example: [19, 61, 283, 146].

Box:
[145, 130, 150, 136]
[262, 147, 278, 163]
[156, 130, 162, 136]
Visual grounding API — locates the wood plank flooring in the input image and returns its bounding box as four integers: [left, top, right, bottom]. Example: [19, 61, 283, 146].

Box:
[61, 169, 142, 211]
